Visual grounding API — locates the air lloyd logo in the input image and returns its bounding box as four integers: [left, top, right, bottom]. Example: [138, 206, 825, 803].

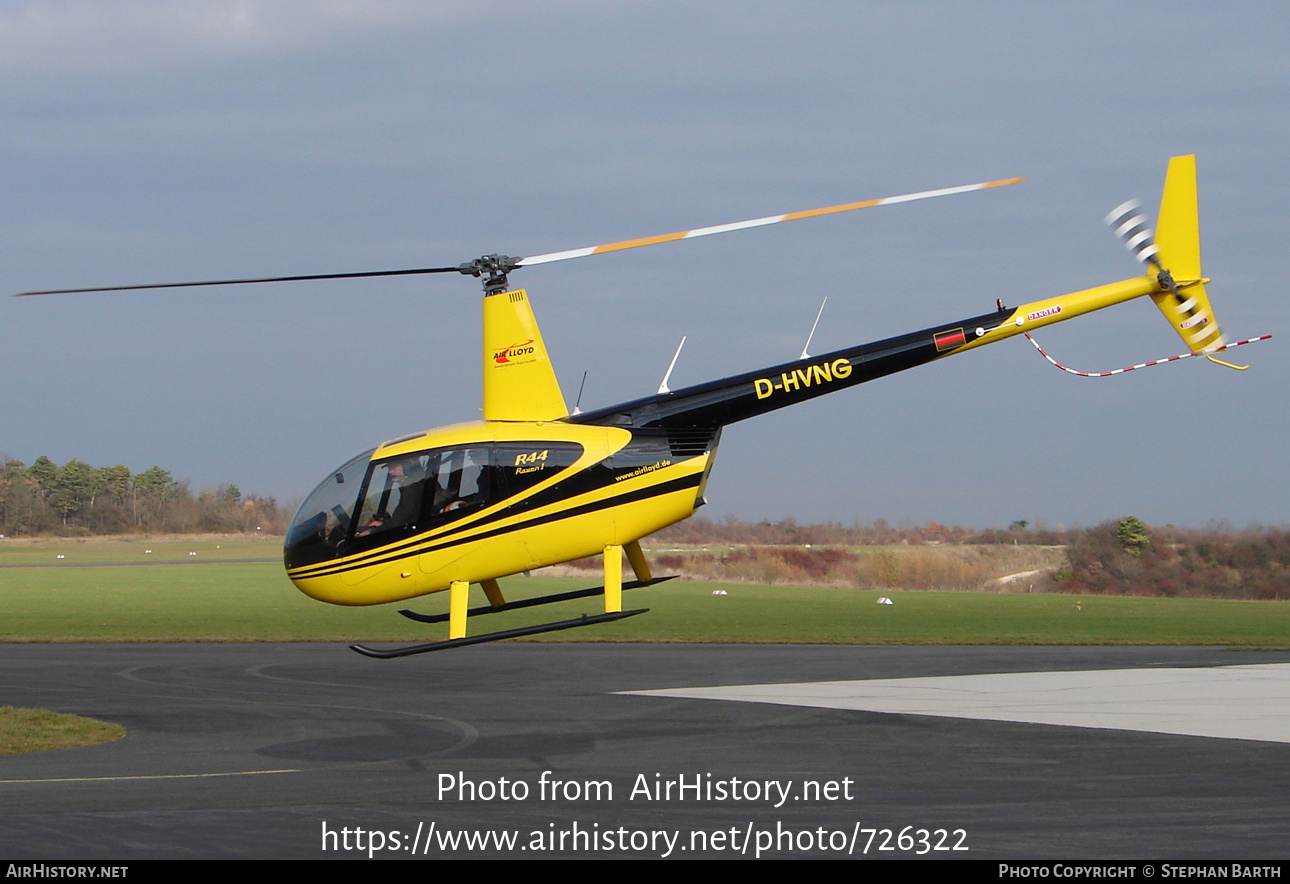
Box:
[493, 339, 536, 364]
[1026, 305, 1062, 321]
[1180, 315, 1209, 329]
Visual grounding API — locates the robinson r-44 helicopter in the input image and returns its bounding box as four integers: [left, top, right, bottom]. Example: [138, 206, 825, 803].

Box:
[22, 155, 1268, 657]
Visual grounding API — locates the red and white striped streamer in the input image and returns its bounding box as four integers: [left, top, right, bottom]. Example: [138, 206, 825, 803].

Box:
[1024, 332, 1272, 377]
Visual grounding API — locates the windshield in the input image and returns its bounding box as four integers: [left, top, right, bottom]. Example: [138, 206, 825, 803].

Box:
[284, 448, 375, 569]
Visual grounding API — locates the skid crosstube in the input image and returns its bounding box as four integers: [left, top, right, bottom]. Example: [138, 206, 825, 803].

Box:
[351, 608, 649, 659]
[396, 574, 678, 623]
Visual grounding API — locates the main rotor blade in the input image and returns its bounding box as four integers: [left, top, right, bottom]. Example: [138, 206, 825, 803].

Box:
[516, 177, 1024, 268]
[16, 265, 462, 297]
[18, 176, 1022, 296]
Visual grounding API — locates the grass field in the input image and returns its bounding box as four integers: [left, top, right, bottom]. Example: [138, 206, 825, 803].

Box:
[1, 534, 1288, 646]
[0, 533, 281, 565]
[0, 707, 126, 755]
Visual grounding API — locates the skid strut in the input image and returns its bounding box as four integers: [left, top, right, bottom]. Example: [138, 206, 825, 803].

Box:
[352, 539, 670, 658]
[395, 576, 677, 624]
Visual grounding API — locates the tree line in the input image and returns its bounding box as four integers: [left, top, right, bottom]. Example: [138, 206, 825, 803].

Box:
[6, 460, 1287, 601]
[0, 455, 288, 536]
[1054, 516, 1290, 600]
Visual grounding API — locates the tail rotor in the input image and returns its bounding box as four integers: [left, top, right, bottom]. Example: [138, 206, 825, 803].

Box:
[1104, 156, 1232, 357]
[1025, 155, 1269, 375]
[1105, 199, 1162, 269]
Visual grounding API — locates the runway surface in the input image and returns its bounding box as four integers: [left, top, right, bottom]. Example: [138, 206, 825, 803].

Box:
[2, 643, 1288, 859]
[629, 664, 1290, 743]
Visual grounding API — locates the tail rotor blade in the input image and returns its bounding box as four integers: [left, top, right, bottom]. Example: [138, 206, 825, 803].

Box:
[1105, 199, 1160, 267]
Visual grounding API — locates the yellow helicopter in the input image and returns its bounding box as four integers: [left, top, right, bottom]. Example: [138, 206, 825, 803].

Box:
[20, 155, 1266, 657]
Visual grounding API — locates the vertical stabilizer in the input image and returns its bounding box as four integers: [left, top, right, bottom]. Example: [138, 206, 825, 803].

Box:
[482, 289, 568, 421]
[1155, 155, 1201, 281]
[1150, 155, 1225, 352]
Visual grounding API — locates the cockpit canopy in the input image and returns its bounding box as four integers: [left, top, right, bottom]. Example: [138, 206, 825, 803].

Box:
[284, 441, 583, 569]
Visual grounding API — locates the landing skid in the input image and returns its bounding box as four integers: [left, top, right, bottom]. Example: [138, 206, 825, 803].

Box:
[350, 561, 676, 658]
[395, 575, 678, 623]
[351, 609, 649, 659]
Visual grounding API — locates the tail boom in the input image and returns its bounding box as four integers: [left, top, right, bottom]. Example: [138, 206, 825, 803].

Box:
[571, 274, 1157, 433]
[569, 155, 1251, 433]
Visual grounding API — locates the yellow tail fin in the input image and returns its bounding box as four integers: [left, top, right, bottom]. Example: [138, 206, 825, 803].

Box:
[1151, 155, 1225, 353]
[482, 289, 568, 421]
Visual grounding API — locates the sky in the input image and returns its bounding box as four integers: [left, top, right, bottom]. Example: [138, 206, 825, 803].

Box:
[2, 1, 1287, 530]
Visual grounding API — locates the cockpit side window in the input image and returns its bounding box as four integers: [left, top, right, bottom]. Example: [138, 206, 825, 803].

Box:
[427, 447, 490, 520]
[352, 453, 435, 543]
[493, 443, 584, 501]
[345, 446, 495, 553]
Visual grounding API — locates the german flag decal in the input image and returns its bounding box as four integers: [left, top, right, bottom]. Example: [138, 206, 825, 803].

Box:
[933, 327, 966, 352]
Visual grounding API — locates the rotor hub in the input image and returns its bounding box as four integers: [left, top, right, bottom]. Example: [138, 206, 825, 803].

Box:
[458, 254, 521, 295]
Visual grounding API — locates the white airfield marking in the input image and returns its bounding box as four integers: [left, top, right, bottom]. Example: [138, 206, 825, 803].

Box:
[623, 664, 1290, 744]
